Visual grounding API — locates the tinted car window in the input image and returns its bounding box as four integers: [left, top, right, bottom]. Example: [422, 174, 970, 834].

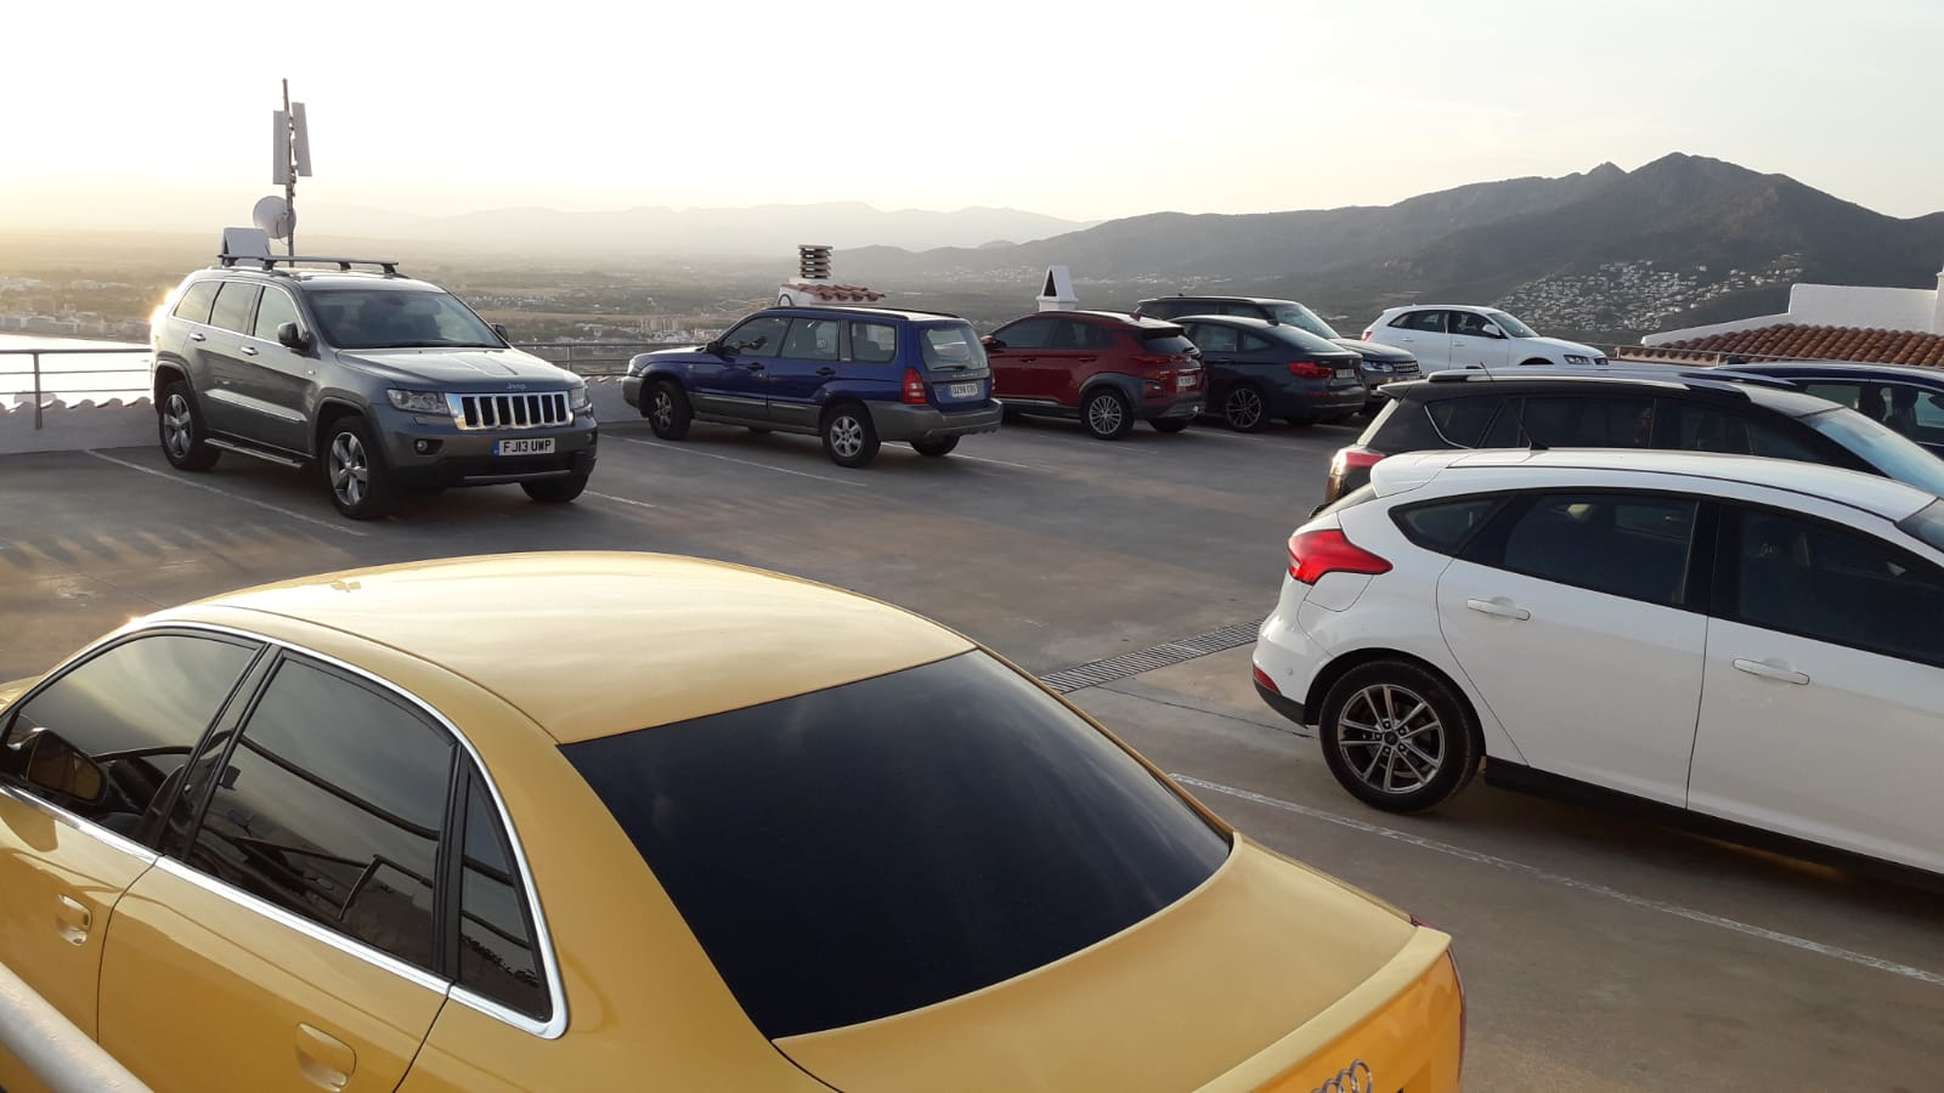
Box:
[457, 773, 548, 1019]
[849, 321, 898, 363]
[1486, 493, 1698, 607]
[564, 651, 1229, 1039]
[1138, 331, 1197, 356]
[0, 634, 256, 836]
[172, 281, 220, 324]
[780, 318, 839, 361]
[252, 288, 301, 342]
[1395, 497, 1502, 554]
[1898, 500, 1944, 554]
[919, 322, 986, 371]
[1659, 402, 1819, 459]
[993, 317, 1053, 349]
[1519, 396, 1655, 448]
[1727, 507, 1944, 666]
[719, 315, 789, 358]
[1240, 332, 1277, 352]
[306, 289, 500, 350]
[1449, 311, 1498, 338]
[208, 282, 261, 334]
[1192, 324, 1240, 352]
[1369, 396, 1448, 452]
[1395, 310, 1446, 334]
[1804, 407, 1944, 496]
[1139, 300, 1185, 319]
[1078, 322, 1122, 350]
[185, 657, 455, 971]
[1427, 397, 1501, 447]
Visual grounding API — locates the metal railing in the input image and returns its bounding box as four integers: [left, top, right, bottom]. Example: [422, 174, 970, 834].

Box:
[0, 347, 153, 430]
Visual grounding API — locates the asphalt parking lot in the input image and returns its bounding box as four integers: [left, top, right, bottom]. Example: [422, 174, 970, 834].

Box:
[4, 414, 1941, 1091]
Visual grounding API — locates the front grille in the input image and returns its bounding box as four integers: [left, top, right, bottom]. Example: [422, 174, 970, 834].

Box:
[448, 391, 572, 431]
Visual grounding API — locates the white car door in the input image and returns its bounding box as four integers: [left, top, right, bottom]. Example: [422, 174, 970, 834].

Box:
[1382, 309, 1451, 369]
[1446, 312, 1509, 369]
[1687, 502, 1944, 873]
[1435, 491, 1707, 805]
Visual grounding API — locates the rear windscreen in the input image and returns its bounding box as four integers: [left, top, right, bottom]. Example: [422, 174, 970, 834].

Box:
[919, 322, 987, 371]
[1138, 330, 1198, 356]
[564, 652, 1229, 1039]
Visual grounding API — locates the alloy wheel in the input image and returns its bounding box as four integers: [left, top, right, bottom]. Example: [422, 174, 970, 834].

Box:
[328, 431, 370, 508]
[1086, 394, 1124, 436]
[829, 414, 865, 459]
[651, 389, 674, 429]
[1225, 387, 1264, 430]
[162, 394, 194, 458]
[1336, 683, 1445, 794]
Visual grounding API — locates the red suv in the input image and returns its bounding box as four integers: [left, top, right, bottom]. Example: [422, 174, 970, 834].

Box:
[981, 311, 1204, 439]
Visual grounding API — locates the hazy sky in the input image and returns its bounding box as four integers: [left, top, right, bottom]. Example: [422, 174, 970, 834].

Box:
[2, 0, 1938, 232]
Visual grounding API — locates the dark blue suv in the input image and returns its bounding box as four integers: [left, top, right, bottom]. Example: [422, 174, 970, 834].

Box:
[623, 306, 1003, 467]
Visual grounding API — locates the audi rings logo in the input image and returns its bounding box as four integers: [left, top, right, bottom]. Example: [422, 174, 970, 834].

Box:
[1312, 1059, 1375, 1093]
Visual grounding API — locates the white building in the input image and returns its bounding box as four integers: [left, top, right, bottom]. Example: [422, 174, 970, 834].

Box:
[1640, 261, 1944, 366]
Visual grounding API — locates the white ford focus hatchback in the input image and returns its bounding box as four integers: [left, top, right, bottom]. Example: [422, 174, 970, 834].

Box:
[1252, 447, 1944, 876]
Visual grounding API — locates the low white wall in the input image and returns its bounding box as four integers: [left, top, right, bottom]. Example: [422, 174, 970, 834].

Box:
[0, 378, 643, 457]
[1647, 280, 1943, 346]
[1642, 311, 1788, 346]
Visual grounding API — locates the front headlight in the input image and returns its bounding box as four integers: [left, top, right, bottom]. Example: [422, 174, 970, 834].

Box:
[1366, 360, 1393, 372]
[387, 389, 446, 414]
[570, 385, 593, 414]
[1564, 355, 1591, 366]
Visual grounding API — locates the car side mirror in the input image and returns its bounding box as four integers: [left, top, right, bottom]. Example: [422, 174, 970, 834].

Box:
[8, 727, 106, 805]
[1480, 323, 1503, 338]
[491, 322, 511, 342]
[276, 321, 312, 352]
[704, 339, 728, 358]
[981, 336, 1005, 351]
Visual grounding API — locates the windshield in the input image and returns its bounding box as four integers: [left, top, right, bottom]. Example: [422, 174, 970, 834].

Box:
[1270, 303, 1341, 340]
[307, 289, 503, 350]
[563, 651, 1229, 1039]
[1484, 310, 1537, 339]
[1899, 499, 1944, 553]
[919, 321, 987, 371]
[1806, 408, 1944, 497]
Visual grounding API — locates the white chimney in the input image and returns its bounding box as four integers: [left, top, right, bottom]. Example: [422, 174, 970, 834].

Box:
[1934, 261, 1943, 334]
[1036, 266, 1078, 312]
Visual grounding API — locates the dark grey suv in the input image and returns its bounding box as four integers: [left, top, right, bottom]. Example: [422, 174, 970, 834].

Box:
[150, 257, 597, 518]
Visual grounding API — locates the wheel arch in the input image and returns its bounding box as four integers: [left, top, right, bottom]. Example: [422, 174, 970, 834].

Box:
[1304, 647, 1485, 754]
[1077, 372, 1142, 403]
[151, 357, 190, 403]
[311, 397, 367, 460]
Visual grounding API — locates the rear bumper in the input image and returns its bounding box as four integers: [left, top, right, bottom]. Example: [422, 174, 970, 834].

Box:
[1140, 392, 1205, 420]
[868, 400, 1004, 442]
[1275, 385, 1366, 420]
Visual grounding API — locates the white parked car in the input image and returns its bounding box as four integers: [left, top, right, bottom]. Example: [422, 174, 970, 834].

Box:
[1361, 306, 1608, 370]
[1252, 447, 1944, 876]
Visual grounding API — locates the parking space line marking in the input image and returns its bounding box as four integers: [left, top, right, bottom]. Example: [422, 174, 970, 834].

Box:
[84, 450, 368, 538]
[611, 436, 867, 487]
[952, 452, 1050, 472]
[586, 490, 657, 510]
[1171, 774, 1944, 990]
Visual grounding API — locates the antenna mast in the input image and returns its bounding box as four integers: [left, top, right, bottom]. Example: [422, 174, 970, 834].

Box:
[281, 79, 295, 255]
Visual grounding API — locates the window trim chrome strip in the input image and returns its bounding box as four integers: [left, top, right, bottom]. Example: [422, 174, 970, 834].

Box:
[0, 619, 570, 1041]
[0, 784, 160, 867]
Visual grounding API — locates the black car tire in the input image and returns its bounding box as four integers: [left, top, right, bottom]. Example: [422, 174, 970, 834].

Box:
[1081, 389, 1134, 440]
[522, 472, 589, 503]
[647, 380, 692, 440]
[319, 414, 399, 520]
[1222, 384, 1268, 432]
[821, 403, 881, 468]
[911, 435, 959, 457]
[1150, 419, 1189, 434]
[157, 381, 221, 471]
[1318, 659, 1480, 813]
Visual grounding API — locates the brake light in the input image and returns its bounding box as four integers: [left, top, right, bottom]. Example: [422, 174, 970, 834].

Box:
[1251, 664, 1280, 694]
[1288, 360, 1333, 378]
[1287, 527, 1390, 583]
[1329, 445, 1385, 479]
[1361, 327, 1375, 340]
[901, 367, 927, 405]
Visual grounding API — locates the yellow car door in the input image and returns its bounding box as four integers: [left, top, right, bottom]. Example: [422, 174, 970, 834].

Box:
[0, 631, 264, 1092]
[97, 651, 461, 1092]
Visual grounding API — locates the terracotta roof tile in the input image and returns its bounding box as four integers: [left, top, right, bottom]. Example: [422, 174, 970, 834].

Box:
[1661, 323, 1944, 368]
[784, 281, 884, 303]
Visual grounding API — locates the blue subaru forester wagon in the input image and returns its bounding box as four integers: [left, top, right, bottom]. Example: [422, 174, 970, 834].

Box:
[622, 306, 1003, 467]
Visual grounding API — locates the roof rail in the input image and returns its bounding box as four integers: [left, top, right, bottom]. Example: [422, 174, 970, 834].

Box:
[217, 254, 402, 277]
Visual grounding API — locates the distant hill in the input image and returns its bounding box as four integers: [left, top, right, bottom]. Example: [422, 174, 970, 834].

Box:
[843, 155, 1944, 341]
[307, 201, 1094, 256]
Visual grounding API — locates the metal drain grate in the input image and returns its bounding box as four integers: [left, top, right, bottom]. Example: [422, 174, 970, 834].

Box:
[1038, 619, 1263, 693]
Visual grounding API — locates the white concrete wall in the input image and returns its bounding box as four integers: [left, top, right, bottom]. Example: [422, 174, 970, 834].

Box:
[1646, 280, 1943, 346]
[1642, 311, 1789, 346]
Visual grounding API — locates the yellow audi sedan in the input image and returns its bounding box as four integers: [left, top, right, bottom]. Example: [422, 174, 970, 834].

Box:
[0, 553, 1460, 1092]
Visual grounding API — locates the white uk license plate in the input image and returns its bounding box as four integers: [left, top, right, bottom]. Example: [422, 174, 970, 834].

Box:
[948, 382, 981, 399]
[495, 437, 556, 456]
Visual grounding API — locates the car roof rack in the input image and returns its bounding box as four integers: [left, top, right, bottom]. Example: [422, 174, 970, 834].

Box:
[217, 254, 402, 277]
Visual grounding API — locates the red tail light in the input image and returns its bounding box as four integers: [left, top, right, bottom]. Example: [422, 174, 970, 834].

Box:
[1361, 327, 1375, 340]
[1251, 664, 1280, 694]
[1287, 527, 1391, 583]
[901, 367, 927, 405]
[1288, 360, 1333, 378]
[1329, 445, 1385, 479]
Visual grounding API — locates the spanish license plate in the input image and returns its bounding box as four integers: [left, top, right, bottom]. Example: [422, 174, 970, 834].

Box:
[1336, 367, 1358, 379]
[1176, 374, 1196, 390]
[495, 438, 555, 456]
[948, 382, 981, 400]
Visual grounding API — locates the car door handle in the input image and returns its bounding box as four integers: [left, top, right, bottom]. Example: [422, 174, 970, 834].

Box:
[815, 366, 836, 376]
[1465, 597, 1531, 621]
[240, 345, 257, 356]
[53, 894, 90, 946]
[746, 363, 765, 372]
[188, 331, 207, 342]
[1732, 658, 1809, 686]
[295, 1023, 357, 1091]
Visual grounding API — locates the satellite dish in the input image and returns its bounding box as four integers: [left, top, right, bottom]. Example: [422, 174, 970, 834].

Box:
[252, 195, 295, 240]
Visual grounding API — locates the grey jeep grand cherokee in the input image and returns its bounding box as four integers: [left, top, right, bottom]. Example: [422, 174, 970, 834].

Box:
[150, 256, 597, 518]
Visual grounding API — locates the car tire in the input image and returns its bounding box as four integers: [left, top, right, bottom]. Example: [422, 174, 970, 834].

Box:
[1150, 419, 1189, 434]
[157, 382, 221, 471]
[821, 403, 880, 468]
[522, 472, 589, 503]
[1081, 388, 1134, 440]
[320, 414, 399, 520]
[911, 435, 959, 457]
[1221, 385, 1268, 432]
[1317, 659, 1480, 813]
[647, 380, 692, 440]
